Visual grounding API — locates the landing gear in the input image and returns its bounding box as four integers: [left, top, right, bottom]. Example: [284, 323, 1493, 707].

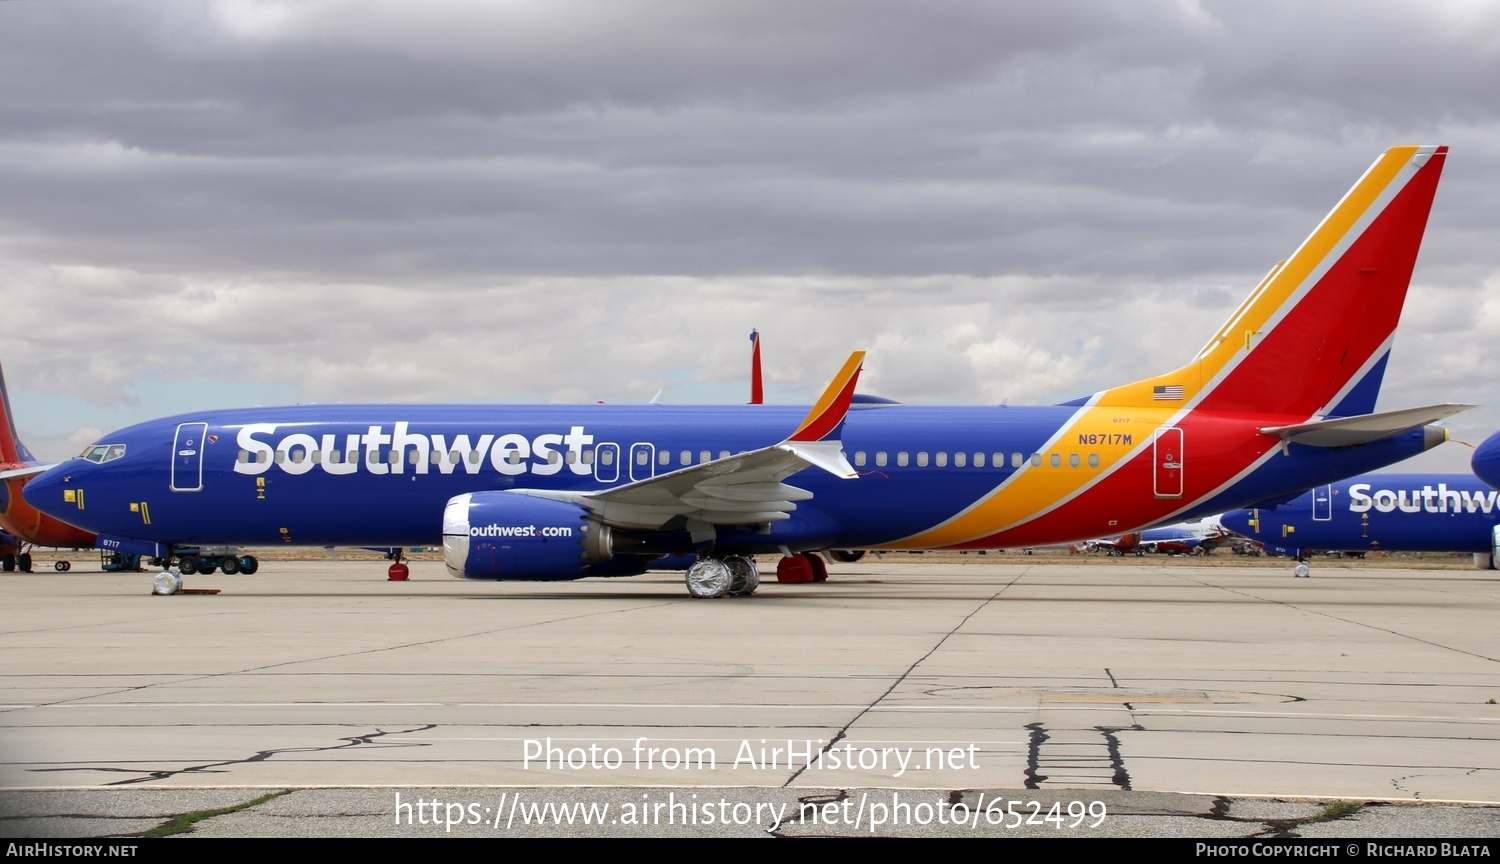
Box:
[685, 558, 732, 598]
[1, 553, 12, 572]
[16, 552, 31, 572]
[724, 555, 759, 596]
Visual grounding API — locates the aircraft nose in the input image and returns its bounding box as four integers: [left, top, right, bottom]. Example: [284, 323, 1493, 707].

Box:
[21, 465, 75, 519]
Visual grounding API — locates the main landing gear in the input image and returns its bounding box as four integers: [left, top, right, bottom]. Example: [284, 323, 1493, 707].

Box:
[684, 555, 760, 598]
[682, 551, 838, 597]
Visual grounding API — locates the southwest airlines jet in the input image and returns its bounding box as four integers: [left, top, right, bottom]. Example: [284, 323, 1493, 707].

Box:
[23, 146, 1468, 597]
[1221, 474, 1500, 568]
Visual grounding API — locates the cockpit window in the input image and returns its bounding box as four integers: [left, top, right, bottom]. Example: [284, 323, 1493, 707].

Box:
[79, 444, 126, 464]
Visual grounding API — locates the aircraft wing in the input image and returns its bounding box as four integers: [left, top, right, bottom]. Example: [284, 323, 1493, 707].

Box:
[519, 352, 864, 531]
[0, 464, 51, 480]
[1259, 404, 1472, 447]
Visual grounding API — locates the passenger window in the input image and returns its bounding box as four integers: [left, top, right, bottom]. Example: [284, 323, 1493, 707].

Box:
[935, 452, 947, 467]
[658, 450, 670, 466]
[599, 450, 612, 466]
[916, 452, 929, 467]
[681, 450, 690, 466]
[954, 452, 966, 467]
[1031, 453, 1041, 467]
[700, 450, 711, 464]
[719, 450, 730, 460]
[875, 452, 888, 467]
[1088, 454, 1100, 468]
[1068, 453, 1079, 468]
[1049, 453, 1061, 468]
[637, 451, 649, 466]
[237, 450, 249, 463]
[897, 452, 909, 467]
[468, 451, 482, 465]
[549, 451, 561, 465]
[974, 452, 985, 468]
[854, 451, 867, 467]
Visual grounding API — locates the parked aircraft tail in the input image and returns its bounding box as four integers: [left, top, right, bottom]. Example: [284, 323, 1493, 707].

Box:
[0, 363, 38, 466]
[1101, 145, 1447, 420]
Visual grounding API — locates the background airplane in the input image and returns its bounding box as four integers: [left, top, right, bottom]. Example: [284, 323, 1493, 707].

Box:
[0, 363, 97, 571]
[1220, 473, 1500, 570]
[22, 146, 1468, 597]
[1084, 517, 1239, 556]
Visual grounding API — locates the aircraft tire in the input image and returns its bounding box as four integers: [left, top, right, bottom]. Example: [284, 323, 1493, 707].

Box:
[725, 556, 759, 596]
[152, 571, 184, 595]
[17, 553, 31, 572]
[55, 560, 70, 572]
[220, 556, 240, 575]
[239, 556, 259, 575]
[830, 549, 866, 563]
[0, 554, 13, 572]
[178, 555, 199, 575]
[685, 558, 731, 598]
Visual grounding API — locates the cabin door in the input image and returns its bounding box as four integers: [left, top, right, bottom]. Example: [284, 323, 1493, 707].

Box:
[1152, 427, 1183, 498]
[1312, 485, 1333, 521]
[170, 422, 208, 492]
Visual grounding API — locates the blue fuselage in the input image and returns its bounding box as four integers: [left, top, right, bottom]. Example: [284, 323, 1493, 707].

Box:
[1221, 473, 1500, 555]
[23, 399, 1444, 563]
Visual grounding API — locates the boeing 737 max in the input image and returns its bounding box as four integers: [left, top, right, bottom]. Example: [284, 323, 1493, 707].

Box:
[23, 146, 1467, 596]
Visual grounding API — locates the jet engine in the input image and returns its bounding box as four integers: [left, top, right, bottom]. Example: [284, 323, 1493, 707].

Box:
[443, 491, 614, 580]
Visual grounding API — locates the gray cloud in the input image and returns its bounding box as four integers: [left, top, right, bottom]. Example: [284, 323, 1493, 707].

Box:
[0, 0, 1496, 473]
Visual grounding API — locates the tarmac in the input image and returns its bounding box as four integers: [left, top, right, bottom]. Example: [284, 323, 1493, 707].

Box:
[3, 552, 1499, 838]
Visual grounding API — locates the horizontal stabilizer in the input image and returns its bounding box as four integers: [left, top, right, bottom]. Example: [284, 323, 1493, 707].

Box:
[1259, 404, 1472, 447]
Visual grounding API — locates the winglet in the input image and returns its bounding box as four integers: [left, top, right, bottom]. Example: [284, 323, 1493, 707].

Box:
[789, 351, 865, 442]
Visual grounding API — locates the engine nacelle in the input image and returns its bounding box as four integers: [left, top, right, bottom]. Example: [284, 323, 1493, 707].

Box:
[443, 491, 613, 580]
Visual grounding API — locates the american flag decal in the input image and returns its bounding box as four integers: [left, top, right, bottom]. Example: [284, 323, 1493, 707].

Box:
[1153, 385, 1184, 401]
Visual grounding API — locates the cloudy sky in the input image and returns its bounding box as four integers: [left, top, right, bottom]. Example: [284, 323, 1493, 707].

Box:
[1, 0, 1497, 472]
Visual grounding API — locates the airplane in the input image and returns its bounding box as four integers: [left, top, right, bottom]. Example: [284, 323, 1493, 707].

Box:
[21, 145, 1470, 598]
[1472, 431, 1500, 491]
[1220, 473, 1500, 571]
[0, 363, 97, 571]
[1085, 517, 1238, 556]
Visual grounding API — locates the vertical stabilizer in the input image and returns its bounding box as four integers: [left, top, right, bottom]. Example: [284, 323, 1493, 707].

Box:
[0, 363, 37, 465]
[1104, 145, 1446, 419]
